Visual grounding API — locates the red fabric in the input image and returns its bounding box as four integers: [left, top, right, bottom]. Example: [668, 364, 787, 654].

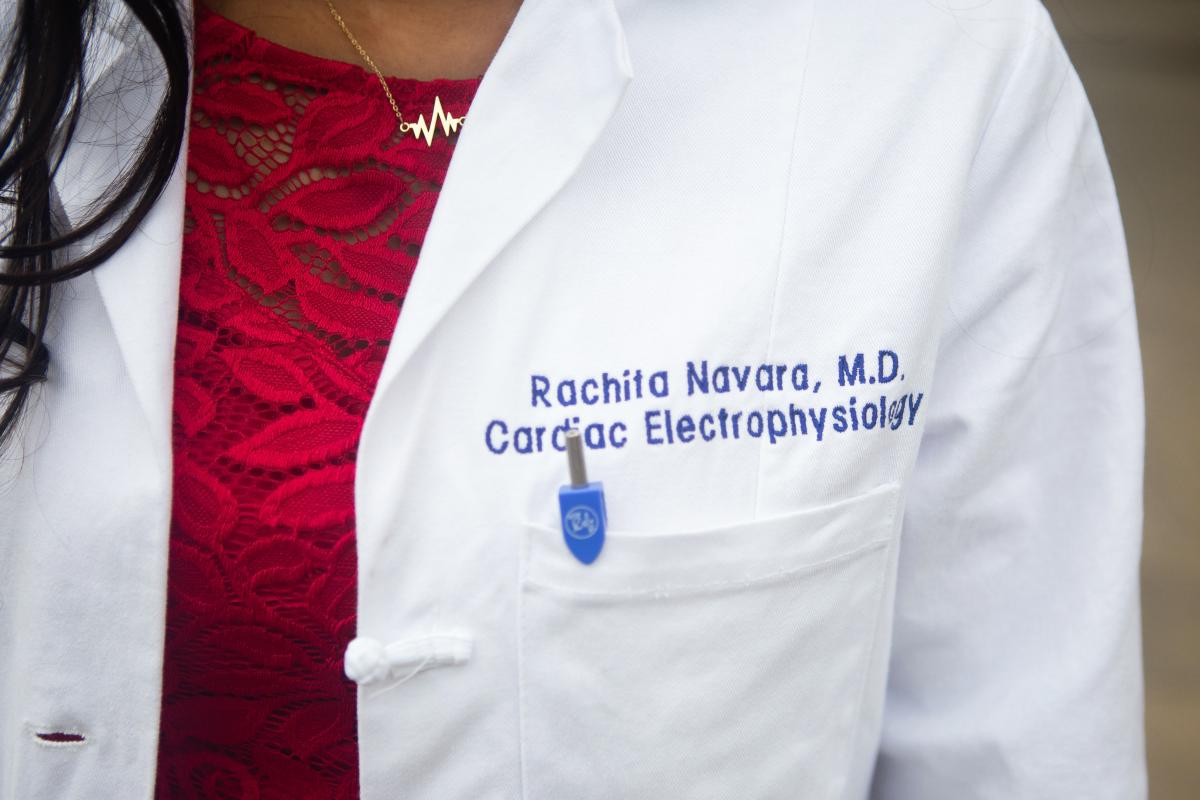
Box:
[156, 7, 481, 798]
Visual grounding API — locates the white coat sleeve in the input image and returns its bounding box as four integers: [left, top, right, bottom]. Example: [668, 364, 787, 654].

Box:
[871, 4, 1148, 798]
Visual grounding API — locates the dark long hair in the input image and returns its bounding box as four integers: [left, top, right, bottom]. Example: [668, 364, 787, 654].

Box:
[0, 0, 190, 447]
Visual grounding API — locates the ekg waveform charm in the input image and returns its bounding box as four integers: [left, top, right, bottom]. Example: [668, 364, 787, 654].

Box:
[401, 96, 467, 145]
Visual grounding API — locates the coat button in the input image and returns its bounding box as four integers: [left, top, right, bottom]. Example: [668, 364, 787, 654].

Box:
[343, 632, 474, 686]
[344, 637, 391, 684]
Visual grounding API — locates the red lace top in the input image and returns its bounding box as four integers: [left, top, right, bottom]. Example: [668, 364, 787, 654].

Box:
[155, 7, 481, 798]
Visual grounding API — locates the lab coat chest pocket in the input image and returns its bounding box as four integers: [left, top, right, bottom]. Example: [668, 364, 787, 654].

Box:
[517, 481, 903, 799]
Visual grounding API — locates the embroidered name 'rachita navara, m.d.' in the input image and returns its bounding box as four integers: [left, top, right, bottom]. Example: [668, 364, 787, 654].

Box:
[485, 351, 925, 455]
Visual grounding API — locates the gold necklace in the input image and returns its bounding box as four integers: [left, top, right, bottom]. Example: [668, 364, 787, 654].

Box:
[325, 0, 467, 146]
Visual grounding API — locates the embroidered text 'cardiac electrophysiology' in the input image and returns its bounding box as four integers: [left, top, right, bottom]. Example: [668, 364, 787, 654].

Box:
[484, 350, 925, 455]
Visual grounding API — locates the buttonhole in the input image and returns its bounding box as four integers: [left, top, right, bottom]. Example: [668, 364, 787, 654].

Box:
[34, 731, 86, 745]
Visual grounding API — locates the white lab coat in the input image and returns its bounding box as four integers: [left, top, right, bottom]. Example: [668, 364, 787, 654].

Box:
[0, 0, 1147, 797]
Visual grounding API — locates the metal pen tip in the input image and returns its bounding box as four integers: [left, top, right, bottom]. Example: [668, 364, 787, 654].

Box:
[565, 429, 588, 487]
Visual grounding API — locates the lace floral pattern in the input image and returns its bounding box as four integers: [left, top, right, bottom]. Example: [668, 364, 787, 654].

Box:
[155, 7, 481, 798]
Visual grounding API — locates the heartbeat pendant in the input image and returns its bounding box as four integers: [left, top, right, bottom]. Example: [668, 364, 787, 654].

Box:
[401, 96, 466, 146]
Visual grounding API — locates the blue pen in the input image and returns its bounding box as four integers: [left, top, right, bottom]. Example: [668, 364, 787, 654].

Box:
[558, 429, 607, 565]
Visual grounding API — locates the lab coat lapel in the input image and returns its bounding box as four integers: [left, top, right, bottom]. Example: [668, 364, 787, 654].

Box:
[374, 0, 634, 394]
[51, 1, 193, 459]
[87, 163, 188, 460]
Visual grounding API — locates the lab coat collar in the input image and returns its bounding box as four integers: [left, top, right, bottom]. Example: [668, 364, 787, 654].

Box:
[372, 0, 635, 396]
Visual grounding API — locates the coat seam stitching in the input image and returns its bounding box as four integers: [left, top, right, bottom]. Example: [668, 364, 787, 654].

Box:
[522, 536, 889, 600]
[753, 0, 818, 518]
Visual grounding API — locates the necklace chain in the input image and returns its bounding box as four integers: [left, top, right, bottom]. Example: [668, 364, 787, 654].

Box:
[324, 0, 467, 145]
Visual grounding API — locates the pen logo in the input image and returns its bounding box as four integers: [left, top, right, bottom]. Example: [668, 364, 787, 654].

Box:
[563, 505, 601, 540]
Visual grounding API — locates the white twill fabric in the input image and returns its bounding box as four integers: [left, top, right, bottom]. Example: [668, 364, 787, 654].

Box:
[0, 0, 1146, 798]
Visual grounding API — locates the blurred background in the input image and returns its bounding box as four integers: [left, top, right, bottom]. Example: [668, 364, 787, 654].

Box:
[1044, 1, 1199, 796]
